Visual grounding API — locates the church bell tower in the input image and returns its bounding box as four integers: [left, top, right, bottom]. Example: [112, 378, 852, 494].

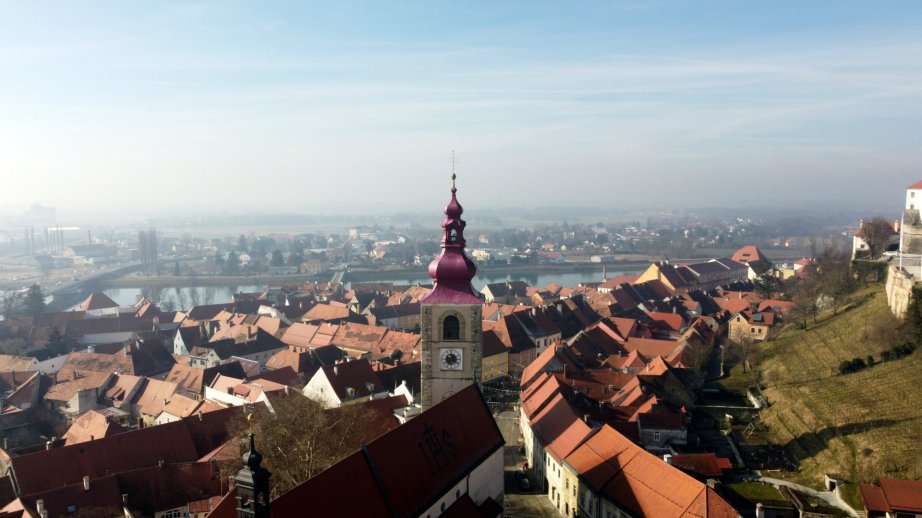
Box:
[420, 174, 483, 410]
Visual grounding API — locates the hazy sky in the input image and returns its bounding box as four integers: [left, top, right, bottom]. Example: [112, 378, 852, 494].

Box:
[2, 1, 921, 217]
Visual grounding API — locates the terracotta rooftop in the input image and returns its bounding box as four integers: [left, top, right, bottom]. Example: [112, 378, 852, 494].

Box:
[61, 410, 128, 445]
[565, 425, 738, 517]
[270, 384, 504, 517]
[860, 477, 922, 513]
[45, 371, 112, 402]
[78, 292, 119, 311]
[8, 406, 241, 497]
[0, 355, 36, 372]
[530, 393, 593, 463]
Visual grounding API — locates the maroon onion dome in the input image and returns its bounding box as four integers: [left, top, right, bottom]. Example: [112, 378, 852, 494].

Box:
[421, 174, 482, 305]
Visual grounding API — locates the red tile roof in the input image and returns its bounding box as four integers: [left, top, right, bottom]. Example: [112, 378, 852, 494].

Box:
[271, 384, 504, 517]
[78, 292, 119, 311]
[860, 477, 922, 513]
[731, 245, 769, 266]
[61, 410, 128, 445]
[9, 406, 241, 497]
[622, 337, 682, 359]
[530, 393, 593, 463]
[0, 355, 36, 372]
[645, 311, 685, 332]
[317, 359, 385, 401]
[670, 453, 732, 478]
[565, 425, 737, 517]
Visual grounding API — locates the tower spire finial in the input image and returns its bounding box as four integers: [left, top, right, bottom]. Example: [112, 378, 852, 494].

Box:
[450, 149, 458, 191]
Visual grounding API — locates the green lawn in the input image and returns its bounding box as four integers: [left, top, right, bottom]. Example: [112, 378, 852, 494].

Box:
[725, 481, 788, 507]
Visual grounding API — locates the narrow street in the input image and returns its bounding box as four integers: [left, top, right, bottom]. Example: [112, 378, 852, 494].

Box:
[494, 407, 558, 517]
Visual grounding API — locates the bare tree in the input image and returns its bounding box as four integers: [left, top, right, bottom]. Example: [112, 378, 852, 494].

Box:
[227, 394, 364, 498]
[816, 243, 854, 316]
[2, 290, 16, 319]
[860, 217, 896, 259]
[188, 286, 201, 308]
[175, 288, 189, 311]
[161, 295, 176, 313]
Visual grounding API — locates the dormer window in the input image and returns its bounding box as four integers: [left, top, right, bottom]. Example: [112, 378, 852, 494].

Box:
[443, 315, 460, 340]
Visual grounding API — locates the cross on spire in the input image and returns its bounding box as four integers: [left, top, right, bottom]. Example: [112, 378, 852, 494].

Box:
[450, 150, 458, 189]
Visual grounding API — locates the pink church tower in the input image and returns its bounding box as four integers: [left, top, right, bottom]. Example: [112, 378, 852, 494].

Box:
[420, 174, 483, 409]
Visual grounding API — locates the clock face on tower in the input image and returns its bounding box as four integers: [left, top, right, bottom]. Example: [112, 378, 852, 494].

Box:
[439, 348, 463, 371]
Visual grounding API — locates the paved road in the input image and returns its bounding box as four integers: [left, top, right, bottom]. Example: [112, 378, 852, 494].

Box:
[494, 408, 557, 517]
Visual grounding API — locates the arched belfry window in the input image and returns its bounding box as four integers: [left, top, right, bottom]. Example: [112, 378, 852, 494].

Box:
[449, 229, 458, 242]
[443, 315, 460, 341]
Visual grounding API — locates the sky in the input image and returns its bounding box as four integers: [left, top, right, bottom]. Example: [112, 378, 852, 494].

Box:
[2, 1, 921, 218]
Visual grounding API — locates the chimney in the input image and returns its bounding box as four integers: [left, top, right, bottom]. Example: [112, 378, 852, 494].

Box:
[83, 475, 90, 491]
[45, 440, 53, 451]
[122, 494, 129, 506]
[333, 365, 339, 376]
[36, 499, 45, 517]
[663, 454, 673, 465]
[583, 414, 590, 423]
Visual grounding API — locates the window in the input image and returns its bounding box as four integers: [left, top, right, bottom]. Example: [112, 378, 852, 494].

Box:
[653, 431, 661, 441]
[443, 315, 460, 340]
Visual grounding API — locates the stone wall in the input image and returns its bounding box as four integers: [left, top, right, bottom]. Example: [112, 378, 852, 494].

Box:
[902, 209, 922, 253]
[886, 264, 914, 318]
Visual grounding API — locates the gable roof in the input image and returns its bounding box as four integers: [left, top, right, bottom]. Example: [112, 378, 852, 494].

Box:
[78, 292, 119, 311]
[315, 359, 385, 401]
[0, 355, 36, 372]
[565, 425, 737, 517]
[271, 384, 504, 518]
[860, 477, 922, 513]
[61, 410, 128, 445]
[45, 371, 112, 402]
[530, 393, 593, 463]
[9, 406, 241, 497]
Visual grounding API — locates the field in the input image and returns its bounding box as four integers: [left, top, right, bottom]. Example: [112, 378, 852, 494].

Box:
[753, 284, 922, 487]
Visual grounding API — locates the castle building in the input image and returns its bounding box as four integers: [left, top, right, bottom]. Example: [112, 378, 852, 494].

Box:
[419, 175, 484, 410]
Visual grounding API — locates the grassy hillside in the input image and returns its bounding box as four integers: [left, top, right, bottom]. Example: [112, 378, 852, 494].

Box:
[754, 284, 922, 486]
